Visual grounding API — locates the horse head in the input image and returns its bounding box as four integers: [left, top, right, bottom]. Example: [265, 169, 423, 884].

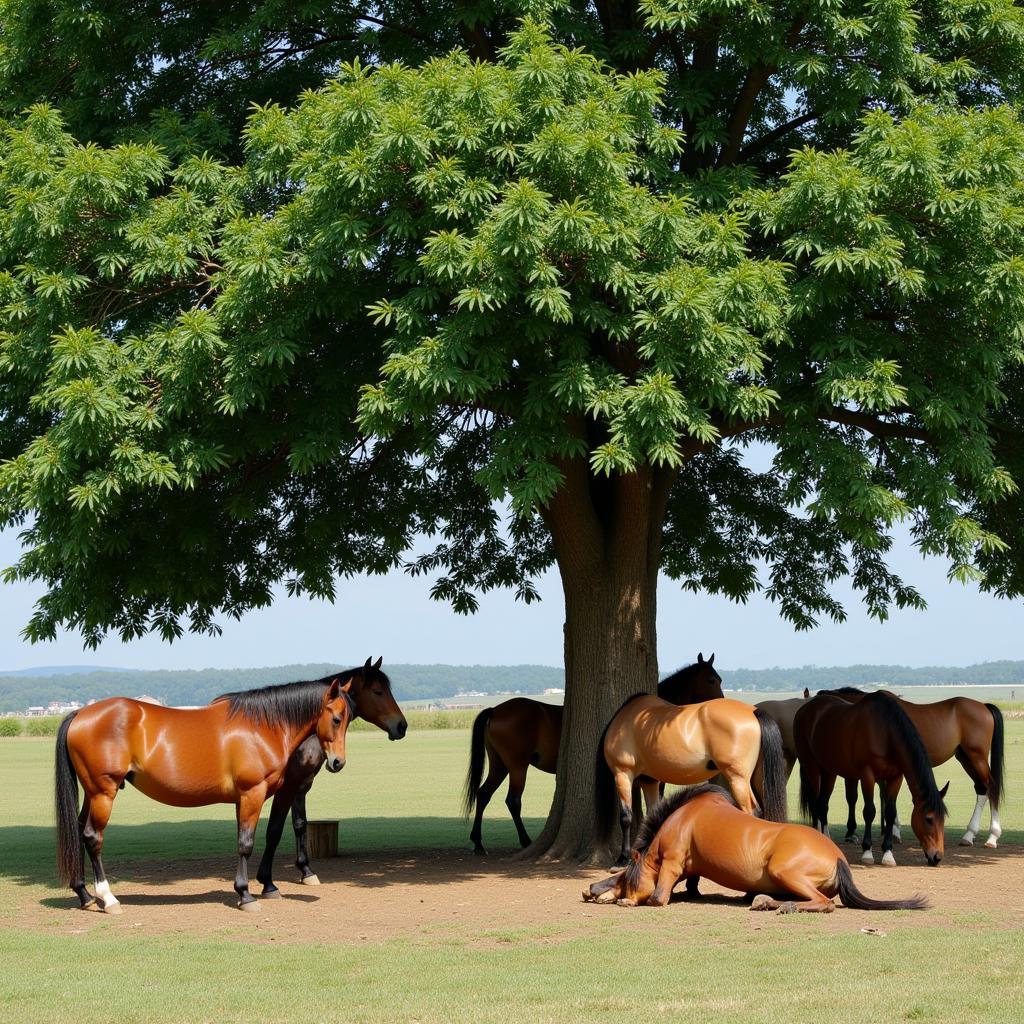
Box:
[317, 678, 354, 773]
[911, 781, 949, 866]
[352, 656, 408, 741]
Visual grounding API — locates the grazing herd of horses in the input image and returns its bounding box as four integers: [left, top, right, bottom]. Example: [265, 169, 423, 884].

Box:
[52, 654, 1006, 915]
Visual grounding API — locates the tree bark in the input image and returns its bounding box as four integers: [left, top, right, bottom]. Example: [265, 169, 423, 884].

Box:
[524, 465, 669, 862]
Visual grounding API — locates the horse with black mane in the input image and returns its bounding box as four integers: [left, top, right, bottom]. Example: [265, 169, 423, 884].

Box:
[55, 672, 356, 912]
[795, 691, 948, 866]
[222, 657, 407, 895]
[584, 784, 928, 913]
[464, 654, 724, 855]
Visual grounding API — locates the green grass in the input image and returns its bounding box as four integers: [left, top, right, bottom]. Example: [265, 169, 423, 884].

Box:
[1, 724, 1022, 1023]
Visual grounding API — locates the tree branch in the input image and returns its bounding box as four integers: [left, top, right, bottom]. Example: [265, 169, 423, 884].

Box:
[737, 110, 820, 163]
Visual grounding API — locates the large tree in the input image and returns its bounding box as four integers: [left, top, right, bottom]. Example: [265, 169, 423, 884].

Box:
[3, 2, 1024, 858]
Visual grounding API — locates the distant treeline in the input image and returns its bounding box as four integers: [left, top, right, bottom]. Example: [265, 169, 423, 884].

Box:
[0, 663, 565, 713]
[3, 659, 1024, 713]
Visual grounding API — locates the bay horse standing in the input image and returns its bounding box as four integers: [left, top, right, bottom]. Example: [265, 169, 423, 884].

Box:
[824, 688, 1005, 849]
[464, 654, 724, 855]
[243, 657, 407, 894]
[55, 675, 355, 912]
[795, 691, 948, 867]
[584, 784, 927, 913]
[597, 693, 787, 867]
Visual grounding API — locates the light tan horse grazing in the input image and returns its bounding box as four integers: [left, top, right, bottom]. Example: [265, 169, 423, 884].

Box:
[584, 785, 928, 913]
[596, 696, 787, 866]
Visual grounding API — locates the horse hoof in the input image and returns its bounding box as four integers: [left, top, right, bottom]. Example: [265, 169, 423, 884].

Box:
[861, 850, 874, 865]
[261, 888, 282, 899]
[103, 902, 123, 915]
[238, 899, 260, 912]
[881, 851, 897, 867]
[473, 847, 488, 857]
[984, 838, 998, 850]
[750, 894, 774, 912]
[960, 836, 975, 847]
[80, 898, 98, 912]
[300, 874, 320, 886]
[581, 889, 595, 902]
[845, 834, 859, 845]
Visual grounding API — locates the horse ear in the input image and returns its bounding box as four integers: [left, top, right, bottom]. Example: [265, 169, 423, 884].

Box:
[939, 781, 950, 798]
[803, 688, 810, 699]
[364, 657, 372, 671]
[326, 678, 341, 702]
[697, 652, 704, 664]
[341, 677, 353, 693]
[707, 653, 715, 667]
[373, 656, 383, 670]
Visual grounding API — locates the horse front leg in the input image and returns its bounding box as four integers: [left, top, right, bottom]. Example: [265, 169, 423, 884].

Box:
[879, 776, 901, 867]
[860, 777, 878, 864]
[291, 785, 320, 885]
[844, 777, 859, 843]
[255, 787, 291, 897]
[235, 786, 267, 911]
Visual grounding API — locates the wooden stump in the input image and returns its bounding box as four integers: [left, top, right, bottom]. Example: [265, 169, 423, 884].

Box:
[305, 819, 339, 860]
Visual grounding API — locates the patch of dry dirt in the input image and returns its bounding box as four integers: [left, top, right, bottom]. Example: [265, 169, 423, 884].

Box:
[22, 839, 1024, 944]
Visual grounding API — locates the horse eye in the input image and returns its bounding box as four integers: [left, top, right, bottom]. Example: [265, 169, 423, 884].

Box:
[373, 687, 384, 696]
[332, 715, 342, 726]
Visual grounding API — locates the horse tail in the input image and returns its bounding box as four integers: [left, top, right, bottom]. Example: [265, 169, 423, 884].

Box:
[798, 759, 815, 822]
[985, 703, 1005, 809]
[463, 707, 494, 817]
[594, 717, 618, 846]
[754, 707, 787, 822]
[834, 859, 928, 911]
[55, 711, 82, 886]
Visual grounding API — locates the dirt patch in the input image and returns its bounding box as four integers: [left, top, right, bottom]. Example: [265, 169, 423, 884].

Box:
[16, 837, 1024, 945]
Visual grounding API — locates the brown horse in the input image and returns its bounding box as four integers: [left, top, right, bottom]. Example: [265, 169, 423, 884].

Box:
[55, 675, 355, 912]
[249, 657, 407, 894]
[463, 654, 724, 855]
[795, 692, 948, 867]
[597, 695, 787, 867]
[583, 785, 928, 913]
[822, 688, 1005, 849]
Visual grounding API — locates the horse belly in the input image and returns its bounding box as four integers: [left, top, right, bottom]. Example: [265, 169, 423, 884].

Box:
[649, 751, 715, 787]
[128, 766, 235, 807]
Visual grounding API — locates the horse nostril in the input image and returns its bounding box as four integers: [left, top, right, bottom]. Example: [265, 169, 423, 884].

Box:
[398, 721, 408, 738]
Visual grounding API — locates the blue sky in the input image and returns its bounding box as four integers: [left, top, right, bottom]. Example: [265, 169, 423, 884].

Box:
[1, 521, 1021, 673]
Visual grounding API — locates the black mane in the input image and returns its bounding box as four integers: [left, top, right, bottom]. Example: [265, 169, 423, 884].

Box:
[820, 686, 867, 697]
[865, 693, 947, 816]
[658, 662, 702, 691]
[624, 784, 735, 889]
[216, 665, 371, 729]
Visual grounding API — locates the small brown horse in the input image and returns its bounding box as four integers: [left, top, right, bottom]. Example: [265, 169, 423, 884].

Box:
[55, 675, 354, 912]
[584, 785, 927, 912]
[248, 657, 407, 894]
[464, 654, 724, 854]
[597, 695, 787, 866]
[795, 692, 948, 867]
[823, 688, 1005, 849]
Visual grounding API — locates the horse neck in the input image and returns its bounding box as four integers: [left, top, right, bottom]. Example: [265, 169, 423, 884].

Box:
[884, 720, 930, 802]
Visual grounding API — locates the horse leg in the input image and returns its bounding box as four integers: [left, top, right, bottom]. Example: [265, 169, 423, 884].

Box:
[235, 787, 267, 911]
[505, 766, 532, 849]
[291, 785, 320, 884]
[719, 767, 757, 817]
[954, 746, 999, 848]
[639, 779, 661, 818]
[648, 858, 683, 908]
[71, 803, 97, 910]
[844, 777, 859, 843]
[884, 782, 902, 844]
[469, 758, 508, 856]
[860, 777, 878, 865]
[683, 875, 701, 899]
[753, 869, 836, 914]
[612, 772, 635, 868]
[815, 774, 837, 840]
[879, 777, 900, 867]
[255, 788, 291, 897]
[81, 790, 121, 914]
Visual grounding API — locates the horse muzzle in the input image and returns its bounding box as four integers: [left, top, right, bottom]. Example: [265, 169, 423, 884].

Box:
[926, 852, 942, 867]
[388, 719, 408, 741]
[325, 756, 346, 773]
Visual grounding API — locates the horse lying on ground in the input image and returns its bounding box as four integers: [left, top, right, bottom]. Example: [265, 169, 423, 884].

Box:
[583, 785, 928, 914]
[464, 654, 723, 855]
[56, 675, 354, 912]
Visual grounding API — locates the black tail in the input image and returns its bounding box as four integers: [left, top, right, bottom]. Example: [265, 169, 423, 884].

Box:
[798, 759, 815, 822]
[463, 707, 494, 817]
[834, 859, 928, 911]
[595, 718, 617, 846]
[754, 707, 787, 822]
[985, 704, 1005, 810]
[55, 711, 82, 886]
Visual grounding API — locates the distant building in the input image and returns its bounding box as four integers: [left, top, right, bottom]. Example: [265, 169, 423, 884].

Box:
[543, 688, 564, 695]
[454, 690, 487, 697]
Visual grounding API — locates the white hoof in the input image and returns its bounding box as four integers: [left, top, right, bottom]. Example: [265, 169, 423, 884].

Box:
[102, 901, 123, 915]
[960, 836, 975, 847]
[984, 837, 998, 850]
[881, 851, 897, 867]
[861, 850, 874, 865]
[301, 874, 320, 886]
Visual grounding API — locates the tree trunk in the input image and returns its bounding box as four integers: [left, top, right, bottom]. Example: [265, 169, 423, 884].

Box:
[523, 465, 669, 862]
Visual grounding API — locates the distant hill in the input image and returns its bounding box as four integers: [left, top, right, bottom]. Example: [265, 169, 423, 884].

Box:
[0, 665, 128, 678]
[1, 659, 1023, 713]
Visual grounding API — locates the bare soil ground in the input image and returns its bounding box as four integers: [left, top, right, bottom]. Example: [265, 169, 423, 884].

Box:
[24, 839, 1024, 944]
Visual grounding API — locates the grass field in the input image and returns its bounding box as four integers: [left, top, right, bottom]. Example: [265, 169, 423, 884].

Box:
[1, 723, 1022, 1023]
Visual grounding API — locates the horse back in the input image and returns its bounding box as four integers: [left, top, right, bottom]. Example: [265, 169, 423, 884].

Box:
[488, 697, 561, 773]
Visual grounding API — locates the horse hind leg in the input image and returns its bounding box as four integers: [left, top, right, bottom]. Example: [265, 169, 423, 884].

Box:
[612, 772, 635, 869]
[505, 766, 531, 849]
[954, 747, 1000, 848]
[255, 788, 292, 896]
[81, 790, 122, 914]
[844, 777, 859, 843]
[469, 756, 508, 856]
[290, 786, 321, 884]
[860, 780, 878, 865]
[752, 870, 836, 914]
[72, 804, 98, 911]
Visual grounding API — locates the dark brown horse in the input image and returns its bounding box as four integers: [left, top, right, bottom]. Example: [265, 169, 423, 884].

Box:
[795, 692, 948, 867]
[464, 654, 724, 855]
[822, 688, 1005, 849]
[241, 657, 407, 894]
[55, 675, 355, 912]
[584, 785, 928, 913]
